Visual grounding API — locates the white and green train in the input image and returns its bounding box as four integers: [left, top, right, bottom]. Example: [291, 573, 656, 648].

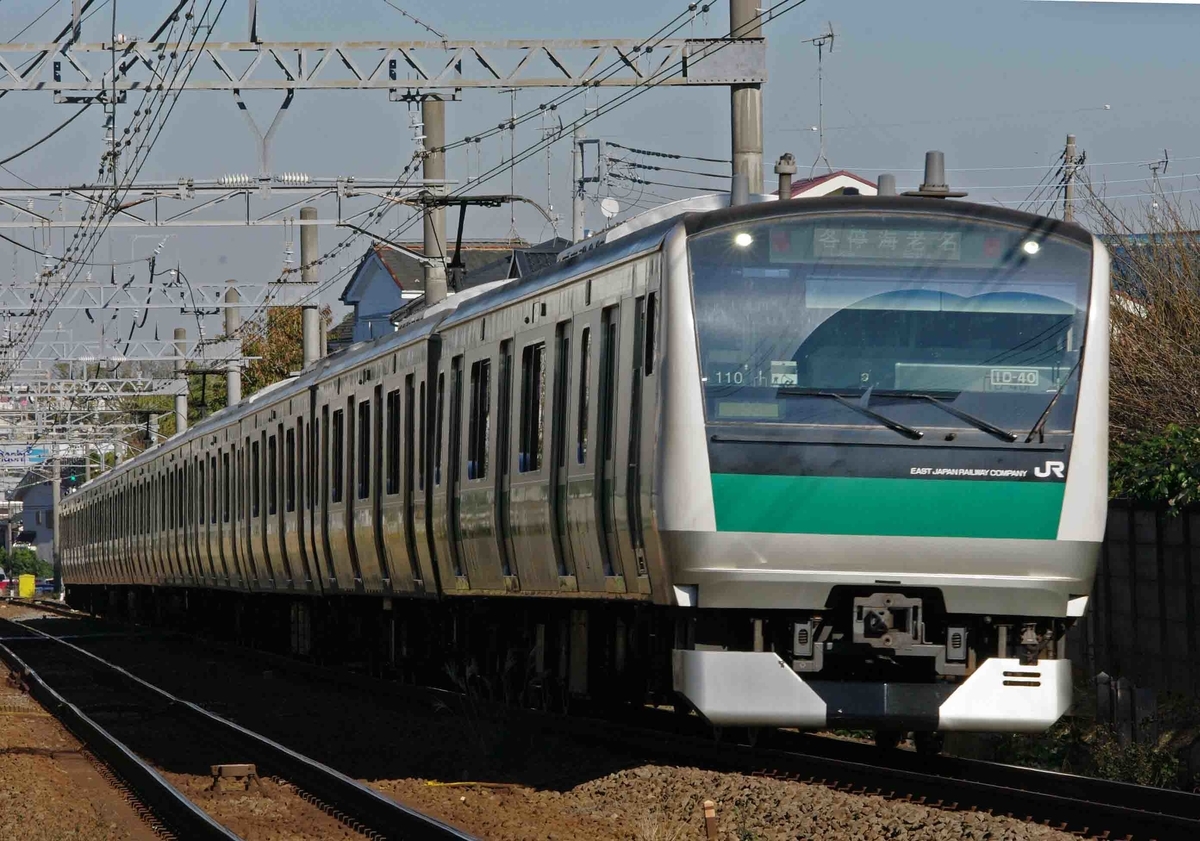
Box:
[62, 194, 1108, 740]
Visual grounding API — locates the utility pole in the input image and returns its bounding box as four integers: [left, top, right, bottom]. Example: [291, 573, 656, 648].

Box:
[730, 0, 764, 194]
[1064, 133, 1077, 222]
[174, 327, 188, 434]
[50, 454, 60, 592]
[422, 97, 448, 305]
[300, 206, 320, 367]
[572, 128, 586, 242]
[224, 280, 242, 406]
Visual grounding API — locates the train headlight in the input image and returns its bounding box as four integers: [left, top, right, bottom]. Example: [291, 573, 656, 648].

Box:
[733, 232, 753, 248]
[1021, 240, 1040, 255]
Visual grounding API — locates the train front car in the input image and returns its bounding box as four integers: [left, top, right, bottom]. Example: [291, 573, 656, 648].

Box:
[663, 197, 1109, 735]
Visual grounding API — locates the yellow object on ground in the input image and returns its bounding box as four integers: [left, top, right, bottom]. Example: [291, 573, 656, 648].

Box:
[17, 574, 34, 598]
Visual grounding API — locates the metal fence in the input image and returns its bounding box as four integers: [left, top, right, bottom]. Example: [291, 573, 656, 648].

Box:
[1068, 502, 1200, 696]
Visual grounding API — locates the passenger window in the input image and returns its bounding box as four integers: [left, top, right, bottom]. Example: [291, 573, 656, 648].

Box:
[577, 327, 590, 464]
[434, 373, 445, 486]
[357, 400, 371, 500]
[385, 389, 400, 495]
[252, 441, 261, 517]
[199, 461, 206, 525]
[518, 342, 546, 473]
[645, 292, 657, 376]
[268, 435, 278, 515]
[222, 452, 230, 523]
[468, 359, 491, 481]
[286, 429, 296, 512]
[418, 381, 427, 491]
[331, 409, 345, 503]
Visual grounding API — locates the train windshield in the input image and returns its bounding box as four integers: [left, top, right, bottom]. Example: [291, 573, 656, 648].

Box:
[688, 211, 1093, 434]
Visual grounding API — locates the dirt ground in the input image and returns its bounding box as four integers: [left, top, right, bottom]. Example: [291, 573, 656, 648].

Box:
[0, 656, 158, 839]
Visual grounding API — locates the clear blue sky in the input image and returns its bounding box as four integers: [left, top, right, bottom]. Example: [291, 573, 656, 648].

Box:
[1, 0, 1197, 336]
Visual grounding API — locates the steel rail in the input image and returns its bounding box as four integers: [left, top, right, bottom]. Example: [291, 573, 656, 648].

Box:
[28, 599, 1200, 840]
[0, 614, 477, 841]
[0, 628, 241, 840]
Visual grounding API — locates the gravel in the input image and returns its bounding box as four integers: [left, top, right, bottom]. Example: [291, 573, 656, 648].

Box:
[8, 603, 1081, 841]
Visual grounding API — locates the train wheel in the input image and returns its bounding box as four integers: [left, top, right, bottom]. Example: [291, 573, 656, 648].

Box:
[873, 729, 905, 750]
[913, 731, 944, 756]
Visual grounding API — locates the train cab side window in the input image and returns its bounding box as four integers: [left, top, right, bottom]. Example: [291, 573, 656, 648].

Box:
[518, 342, 546, 473]
[268, 435, 278, 515]
[434, 373, 445, 486]
[385, 389, 400, 495]
[286, 429, 296, 512]
[357, 400, 370, 500]
[645, 292, 657, 376]
[468, 359, 491, 480]
[331, 409, 345, 503]
[577, 327, 590, 464]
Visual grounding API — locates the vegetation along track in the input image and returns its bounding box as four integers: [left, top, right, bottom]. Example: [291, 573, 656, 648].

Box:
[0, 613, 477, 841]
[23, 599, 1200, 840]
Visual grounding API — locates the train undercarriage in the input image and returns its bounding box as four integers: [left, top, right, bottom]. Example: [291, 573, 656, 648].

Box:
[64, 584, 1076, 738]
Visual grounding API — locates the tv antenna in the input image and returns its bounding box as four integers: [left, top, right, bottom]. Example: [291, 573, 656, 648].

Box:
[805, 23, 836, 177]
[1147, 148, 1169, 186]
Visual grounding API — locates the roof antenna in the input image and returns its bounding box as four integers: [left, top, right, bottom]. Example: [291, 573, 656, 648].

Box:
[805, 23, 836, 178]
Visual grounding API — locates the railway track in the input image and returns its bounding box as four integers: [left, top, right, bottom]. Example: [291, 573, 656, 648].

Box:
[21, 599, 1200, 840]
[0, 612, 477, 841]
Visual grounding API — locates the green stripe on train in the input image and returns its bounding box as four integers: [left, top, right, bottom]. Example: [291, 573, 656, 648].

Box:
[711, 474, 1065, 539]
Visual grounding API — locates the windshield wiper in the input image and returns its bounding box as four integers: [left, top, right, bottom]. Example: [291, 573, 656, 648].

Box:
[1025, 358, 1082, 443]
[779, 388, 923, 440]
[889, 393, 1017, 443]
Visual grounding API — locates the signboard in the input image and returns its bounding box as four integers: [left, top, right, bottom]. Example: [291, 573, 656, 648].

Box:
[0, 446, 48, 466]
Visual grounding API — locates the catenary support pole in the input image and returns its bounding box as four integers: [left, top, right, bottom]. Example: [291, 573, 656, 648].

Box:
[225, 280, 242, 406]
[300, 205, 320, 367]
[730, 0, 764, 195]
[1064, 134, 1077, 222]
[174, 327, 188, 434]
[422, 97, 448, 305]
[572, 128, 586, 242]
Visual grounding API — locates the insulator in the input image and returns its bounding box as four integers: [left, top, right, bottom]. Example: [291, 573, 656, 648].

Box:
[275, 172, 311, 184]
[218, 173, 253, 187]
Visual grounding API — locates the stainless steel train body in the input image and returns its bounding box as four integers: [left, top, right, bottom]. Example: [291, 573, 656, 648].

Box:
[61, 196, 1110, 733]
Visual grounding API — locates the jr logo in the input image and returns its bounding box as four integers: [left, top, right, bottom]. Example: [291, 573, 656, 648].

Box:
[1034, 460, 1066, 479]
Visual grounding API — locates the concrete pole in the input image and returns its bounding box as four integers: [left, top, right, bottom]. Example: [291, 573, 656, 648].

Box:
[572, 128, 586, 242]
[224, 280, 242, 406]
[730, 0, 764, 195]
[300, 206, 321, 367]
[1064, 134, 1077, 222]
[174, 327, 188, 435]
[421, 97, 448, 305]
[50, 454, 60, 591]
[774, 152, 796, 199]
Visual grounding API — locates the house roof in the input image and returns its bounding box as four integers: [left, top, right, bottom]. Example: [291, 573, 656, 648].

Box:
[341, 240, 527, 303]
[326, 311, 356, 351]
[782, 170, 878, 199]
[510, 236, 571, 278]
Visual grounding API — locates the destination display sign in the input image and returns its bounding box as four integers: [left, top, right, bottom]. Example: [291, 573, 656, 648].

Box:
[810, 227, 962, 262]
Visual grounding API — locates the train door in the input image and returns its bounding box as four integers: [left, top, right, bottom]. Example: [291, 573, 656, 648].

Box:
[350, 384, 387, 592]
[379, 376, 420, 593]
[414, 343, 438, 590]
[268, 427, 293, 588]
[403, 371, 432, 589]
[322, 395, 359, 591]
[507, 315, 565, 592]
[429, 353, 466, 589]
[459, 343, 504, 591]
[493, 339, 518, 587]
[563, 307, 608, 593]
[282, 420, 307, 590]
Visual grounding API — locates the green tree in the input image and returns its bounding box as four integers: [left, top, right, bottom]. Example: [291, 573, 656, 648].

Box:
[3, 546, 52, 578]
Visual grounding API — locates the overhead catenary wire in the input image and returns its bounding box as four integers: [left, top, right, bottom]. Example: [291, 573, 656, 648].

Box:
[604, 140, 730, 166]
[608, 156, 729, 180]
[0, 104, 92, 166]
